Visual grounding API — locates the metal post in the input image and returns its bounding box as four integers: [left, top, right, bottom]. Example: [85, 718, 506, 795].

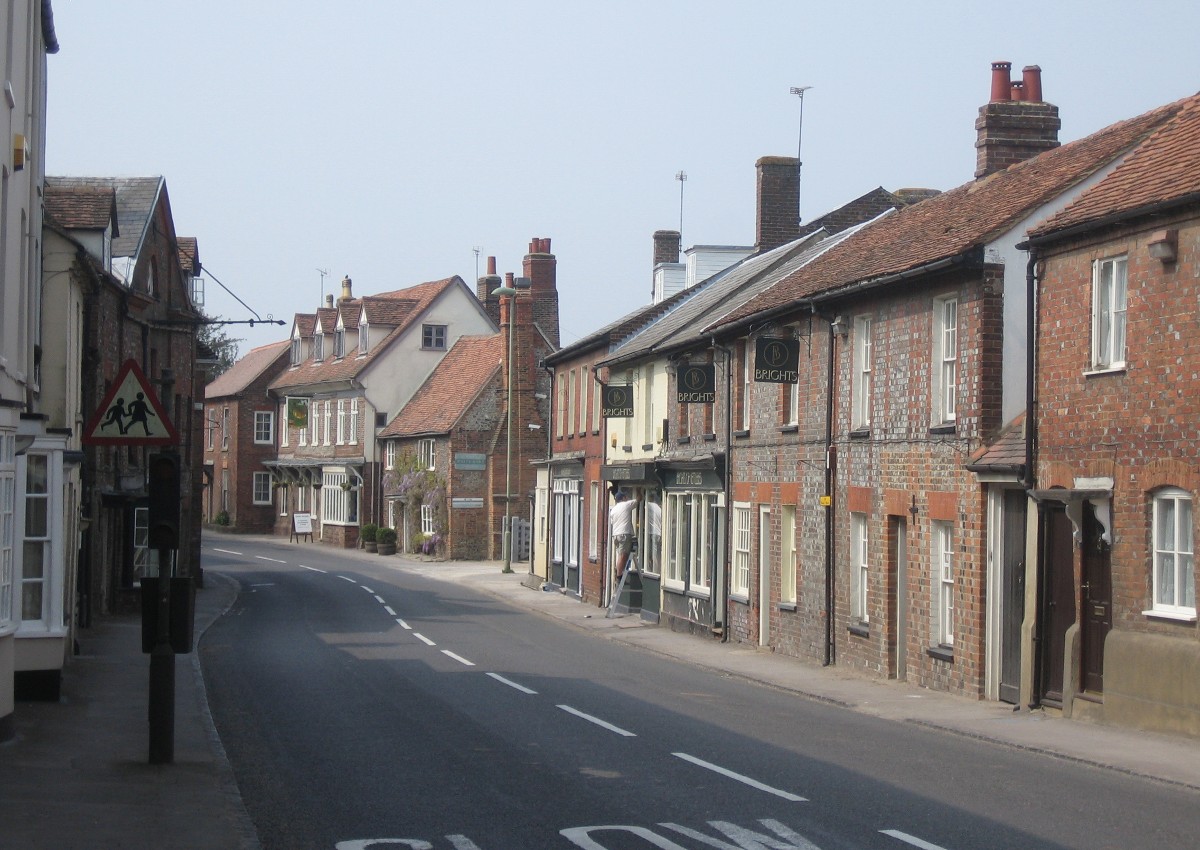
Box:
[149, 368, 176, 764]
[494, 283, 517, 573]
[790, 86, 812, 223]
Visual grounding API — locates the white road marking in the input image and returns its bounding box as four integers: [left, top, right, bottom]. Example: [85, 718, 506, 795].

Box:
[395, 618, 411, 630]
[361, 585, 374, 593]
[414, 633, 436, 646]
[300, 565, 325, 573]
[486, 673, 537, 694]
[558, 705, 636, 737]
[441, 650, 475, 667]
[384, 606, 396, 616]
[881, 830, 950, 850]
[672, 752, 806, 801]
[255, 555, 286, 563]
[337, 576, 357, 583]
[374, 594, 386, 604]
[211, 547, 242, 555]
[249, 583, 275, 587]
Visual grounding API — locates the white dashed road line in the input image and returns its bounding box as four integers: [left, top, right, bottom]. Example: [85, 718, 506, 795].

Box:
[212, 548, 242, 555]
[486, 673, 537, 695]
[880, 830, 950, 850]
[414, 633, 436, 647]
[255, 556, 287, 563]
[672, 752, 806, 802]
[441, 650, 475, 667]
[337, 576, 357, 583]
[373, 595, 386, 604]
[384, 606, 396, 616]
[557, 705, 637, 737]
[299, 565, 325, 573]
[395, 618, 411, 630]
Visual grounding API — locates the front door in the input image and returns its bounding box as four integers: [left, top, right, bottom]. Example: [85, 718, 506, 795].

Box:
[1038, 503, 1076, 704]
[999, 489, 1026, 705]
[1080, 503, 1112, 694]
[889, 517, 908, 681]
[758, 506, 771, 647]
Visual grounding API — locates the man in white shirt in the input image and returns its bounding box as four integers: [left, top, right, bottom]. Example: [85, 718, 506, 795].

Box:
[609, 488, 639, 579]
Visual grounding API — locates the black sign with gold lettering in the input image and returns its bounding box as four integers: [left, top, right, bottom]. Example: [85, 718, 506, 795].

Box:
[602, 384, 634, 418]
[754, 336, 799, 384]
[676, 364, 716, 404]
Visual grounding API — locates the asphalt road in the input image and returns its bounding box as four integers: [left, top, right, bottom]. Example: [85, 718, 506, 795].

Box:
[200, 539, 1199, 850]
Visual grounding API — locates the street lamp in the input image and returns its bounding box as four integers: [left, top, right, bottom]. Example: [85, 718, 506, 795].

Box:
[493, 279, 518, 573]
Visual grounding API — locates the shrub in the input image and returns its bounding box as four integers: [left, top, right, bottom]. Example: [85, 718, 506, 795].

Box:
[377, 527, 397, 546]
[215, 510, 230, 526]
[360, 523, 378, 543]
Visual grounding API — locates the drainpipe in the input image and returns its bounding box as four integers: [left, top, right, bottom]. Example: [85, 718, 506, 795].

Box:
[822, 311, 837, 666]
[1025, 247, 1042, 708]
[591, 366, 611, 604]
[710, 336, 734, 642]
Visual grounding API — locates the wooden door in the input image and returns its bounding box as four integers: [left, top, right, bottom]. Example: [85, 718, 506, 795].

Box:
[999, 489, 1026, 704]
[1080, 503, 1112, 694]
[1038, 503, 1075, 704]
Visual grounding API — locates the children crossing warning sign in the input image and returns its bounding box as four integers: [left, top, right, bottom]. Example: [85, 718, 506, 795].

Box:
[83, 359, 180, 446]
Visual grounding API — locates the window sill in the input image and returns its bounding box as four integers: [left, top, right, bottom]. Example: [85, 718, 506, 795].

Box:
[849, 427, 870, 440]
[733, 430, 750, 439]
[702, 433, 717, 442]
[779, 424, 798, 435]
[678, 436, 691, 445]
[730, 593, 750, 605]
[622, 445, 633, 453]
[848, 622, 869, 638]
[687, 587, 712, 600]
[1084, 365, 1127, 378]
[926, 644, 954, 662]
[1142, 608, 1197, 623]
[778, 602, 797, 612]
[642, 444, 654, 452]
[928, 424, 956, 436]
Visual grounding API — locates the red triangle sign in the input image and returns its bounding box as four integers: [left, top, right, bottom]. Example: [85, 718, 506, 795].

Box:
[83, 359, 180, 446]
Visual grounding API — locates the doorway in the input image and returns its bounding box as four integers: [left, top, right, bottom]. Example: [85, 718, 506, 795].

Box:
[1038, 502, 1075, 705]
[999, 489, 1027, 704]
[1080, 502, 1112, 694]
[759, 506, 771, 647]
[888, 516, 908, 681]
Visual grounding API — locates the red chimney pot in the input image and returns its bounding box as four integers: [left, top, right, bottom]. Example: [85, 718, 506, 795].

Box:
[1022, 65, 1043, 103]
[487, 256, 497, 275]
[990, 61, 1012, 102]
[1010, 81, 1025, 102]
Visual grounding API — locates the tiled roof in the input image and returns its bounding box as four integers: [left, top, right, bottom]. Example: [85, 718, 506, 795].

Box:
[966, 413, 1026, 472]
[270, 277, 459, 391]
[177, 237, 199, 275]
[546, 286, 695, 365]
[1031, 91, 1200, 237]
[45, 176, 164, 260]
[43, 184, 117, 231]
[378, 334, 503, 437]
[714, 100, 1183, 330]
[205, 341, 290, 399]
[362, 296, 419, 326]
[316, 308, 336, 334]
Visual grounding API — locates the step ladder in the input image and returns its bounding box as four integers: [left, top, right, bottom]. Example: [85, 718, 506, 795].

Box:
[606, 557, 638, 619]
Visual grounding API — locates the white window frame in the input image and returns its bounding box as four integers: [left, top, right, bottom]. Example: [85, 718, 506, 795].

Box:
[739, 340, 751, 431]
[290, 336, 301, 366]
[0, 430, 15, 631]
[297, 483, 307, 514]
[1149, 488, 1196, 619]
[336, 400, 346, 445]
[334, 327, 346, 358]
[310, 401, 320, 446]
[322, 469, 360, 525]
[664, 492, 688, 589]
[252, 472, 272, 505]
[852, 316, 872, 430]
[420, 503, 435, 536]
[313, 332, 324, 361]
[567, 369, 576, 437]
[205, 410, 215, 450]
[732, 502, 752, 598]
[588, 481, 600, 560]
[1092, 256, 1128, 371]
[591, 372, 601, 433]
[781, 504, 797, 605]
[418, 438, 436, 471]
[385, 441, 396, 470]
[221, 469, 230, 513]
[359, 321, 370, 355]
[556, 373, 567, 438]
[933, 520, 954, 646]
[323, 401, 332, 446]
[221, 407, 230, 450]
[933, 296, 958, 425]
[349, 399, 359, 446]
[254, 410, 274, 445]
[19, 453, 50, 624]
[851, 512, 868, 623]
[578, 367, 588, 436]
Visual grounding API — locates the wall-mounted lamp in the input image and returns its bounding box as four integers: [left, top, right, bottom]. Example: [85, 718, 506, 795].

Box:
[830, 315, 849, 337]
[1147, 229, 1178, 263]
[909, 494, 919, 519]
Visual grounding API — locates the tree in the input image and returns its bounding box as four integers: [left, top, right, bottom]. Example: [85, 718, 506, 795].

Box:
[197, 317, 242, 378]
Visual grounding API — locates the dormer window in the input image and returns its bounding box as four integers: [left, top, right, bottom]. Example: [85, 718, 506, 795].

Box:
[334, 327, 346, 358]
[290, 337, 301, 366]
[313, 332, 324, 361]
[359, 321, 369, 355]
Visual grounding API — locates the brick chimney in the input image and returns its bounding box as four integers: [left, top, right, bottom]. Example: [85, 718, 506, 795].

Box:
[653, 230, 681, 267]
[975, 62, 1060, 178]
[521, 237, 559, 348]
[477, 255, 503, 326]
[755, 156, 800, 251]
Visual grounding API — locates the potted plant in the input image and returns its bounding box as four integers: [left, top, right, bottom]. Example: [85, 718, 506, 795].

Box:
[376, 527, 397, 556]
[360, 523, 378, 553]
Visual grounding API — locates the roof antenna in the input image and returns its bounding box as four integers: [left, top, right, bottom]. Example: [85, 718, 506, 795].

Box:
[316, 267, 329, 307]
[790, 86, 812, 223]
[675, 170, 687, 245]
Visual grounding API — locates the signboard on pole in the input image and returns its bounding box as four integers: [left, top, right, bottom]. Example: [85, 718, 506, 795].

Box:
[83, 359, 179, 446]
[602, 385, 634, 418]
[677, 364, 716, 404]
[754, 337, 799, 384]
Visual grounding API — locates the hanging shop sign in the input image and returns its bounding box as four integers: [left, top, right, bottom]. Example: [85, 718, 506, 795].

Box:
[287, 397, 309, 430]
[754, 337, 799, 384]
[677, 364, 716, 404]
[602, 384, 634, 418]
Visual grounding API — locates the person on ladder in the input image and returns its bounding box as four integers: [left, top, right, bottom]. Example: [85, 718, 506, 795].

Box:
[609, 487, 639, 580]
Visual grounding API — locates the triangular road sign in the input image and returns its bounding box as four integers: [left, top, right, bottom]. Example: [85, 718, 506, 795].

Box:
[83, 359, 180, 446]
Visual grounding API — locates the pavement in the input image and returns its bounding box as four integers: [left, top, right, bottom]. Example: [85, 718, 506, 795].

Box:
[5, 537, 1200, 849]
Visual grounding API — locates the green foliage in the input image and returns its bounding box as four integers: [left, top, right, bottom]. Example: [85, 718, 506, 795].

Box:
[382, 449, 448, 553]
[377, 527, 397, 546]
[197, 317, 242, 378]
[215, 510, 230, 526]
[360, 523, 378, 543]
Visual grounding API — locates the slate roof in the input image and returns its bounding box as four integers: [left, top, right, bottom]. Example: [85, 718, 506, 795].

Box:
[205, 341, 290, 399]
[45, 176, 164, 260]
[1030, 91, 1200, 238]
[43, 184, 118, 232]
[545, 285, 696, 365]
[270, 277, 460, 391]
[713, 100, 1184, 330]
[966, 413, 1026, 473]
[378, 334, 503, 437]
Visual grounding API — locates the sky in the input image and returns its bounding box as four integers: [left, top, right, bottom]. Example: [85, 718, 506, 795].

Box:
[44, 1, 1200, 357]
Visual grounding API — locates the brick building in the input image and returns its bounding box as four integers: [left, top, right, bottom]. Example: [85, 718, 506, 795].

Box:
[1025, 91, 1200, 734]
[202, 341, 290, 532]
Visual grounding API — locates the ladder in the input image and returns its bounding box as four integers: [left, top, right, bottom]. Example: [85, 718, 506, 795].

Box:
[605, 554, 638, 619]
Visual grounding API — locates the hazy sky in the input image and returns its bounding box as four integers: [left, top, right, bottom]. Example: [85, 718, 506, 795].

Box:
[45, 1, 1200, 355]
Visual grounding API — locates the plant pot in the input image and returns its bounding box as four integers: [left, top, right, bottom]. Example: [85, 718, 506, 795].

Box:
[377, 543, 396, 556]
[363, 541, 378, 553]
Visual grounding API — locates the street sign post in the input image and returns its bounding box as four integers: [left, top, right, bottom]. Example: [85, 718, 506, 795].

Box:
[82, 359, 179, 446]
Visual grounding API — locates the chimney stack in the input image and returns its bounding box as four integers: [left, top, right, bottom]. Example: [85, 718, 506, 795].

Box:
[339, 275, 353, 303]
[653, 230, 681, 268]
[522, 236, 559, 348]
[975, 62, 1060, 178]
[755, 156, 800, 251]
[325, 294, 334, 308]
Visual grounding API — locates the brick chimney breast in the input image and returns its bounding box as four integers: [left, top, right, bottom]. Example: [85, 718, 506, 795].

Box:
[755, 156, 800, 251]
[522, 236, 560, 349]
[653, 230, 681, 268]
[975, 61, 1060, 178]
